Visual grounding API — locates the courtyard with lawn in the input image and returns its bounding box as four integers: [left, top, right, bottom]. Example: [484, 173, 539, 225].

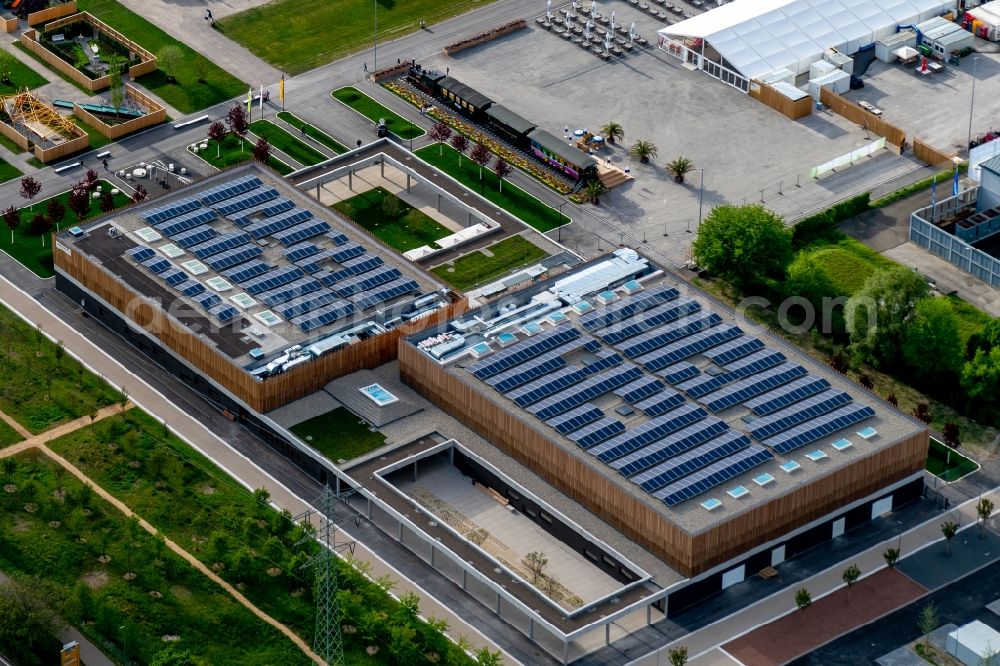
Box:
[432, 234, 548, 291]
[416, 144, 570, 232]
[0, 180, 130, 278]
[332, 187, 451, 252]
[190, 134, 293, 175]
[925, 437, 978, 482]
[249, 120, 328, 167]
[218, 0, 499, 74]
[290, 407, 386, 462]
[332, 87, 424, 140]
[75, 0, 246, 112]
[276, 111, 347, 154]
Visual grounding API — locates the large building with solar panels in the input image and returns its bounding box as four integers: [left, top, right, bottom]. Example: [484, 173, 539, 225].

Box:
[53, 163, 460, 414]
[401, 249, 928, 587]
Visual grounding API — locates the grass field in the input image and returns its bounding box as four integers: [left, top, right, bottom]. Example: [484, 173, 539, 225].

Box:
[332, 186, 450, 252]
[290, 407, 386, 462]
[0, 303, 121, 434]
[76, 0, 247, 112]
[191, 134, 293, 175]
[276, 111, 347, 154]
[790, 237, 895, 298]
[0, 181, 130, 278]
[218, 0, 497, 74]
[926, 437, 978, 481]
[0, 418, 22, 447]
[332, 87, 424, 140]
[0, 449, 311, 666]
[0, 132, 26, 155]
[0, 47, 48, 95]
[71, 116, 111, 151]
[249, 120, 328, 167]
[947, 294, 992, 349]
[0, 157, 22, 184]
[432, 235, 547, 290]
[417, 144, 570, 232]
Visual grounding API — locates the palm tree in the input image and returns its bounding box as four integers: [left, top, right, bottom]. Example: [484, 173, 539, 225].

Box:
[600, 122, 624, 145]
[667, 156, 694, 183]
[629, 139, 658, 164]
[585, 179, 607, 205]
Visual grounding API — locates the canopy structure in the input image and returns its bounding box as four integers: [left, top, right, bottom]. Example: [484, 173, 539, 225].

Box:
[658, 0, 956, 89]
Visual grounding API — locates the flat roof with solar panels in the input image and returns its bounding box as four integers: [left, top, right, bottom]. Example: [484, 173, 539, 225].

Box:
[404, 250, 925, 542]
[56, 163, 449, 372]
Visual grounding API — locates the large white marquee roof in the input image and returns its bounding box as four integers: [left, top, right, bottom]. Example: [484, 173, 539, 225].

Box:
[659, 0, 955, 80]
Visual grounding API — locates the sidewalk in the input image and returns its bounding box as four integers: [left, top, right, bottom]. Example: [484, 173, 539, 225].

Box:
[0, 274, 515, 663]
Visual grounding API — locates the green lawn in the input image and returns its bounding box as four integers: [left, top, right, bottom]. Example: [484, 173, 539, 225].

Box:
[332, 186, 450, 252]
[791, 237, 895, 298]
[191, 134, 293, 175]
[0, 132, 26, 155]
[0, 417, 22, 447]
[0, 449, 310, 666]
[76, 0, 247, 113]
[276, 111, 347, 154]
[218, 0, 498, 74]
[416, 144, 570, 232]
[432, 235, 548, 291]
[0, 157, 22, 183]
[0, 181, 130, 278]
[71, 116, 111, 151]
[926, 437, 978, 481]
[290, 407, 386, 462]
[0, 303, 122, 434]
[0, 47, 49, 95]
[249, 120, 328, 167]
[332, 87, 424, 140]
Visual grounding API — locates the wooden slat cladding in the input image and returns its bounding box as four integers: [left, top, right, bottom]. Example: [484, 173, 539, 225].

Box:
[749, 81, 812, 121]
[55, 244, 466, 412]
[399, 342, 928, 576]
[819, 87, 907, 148]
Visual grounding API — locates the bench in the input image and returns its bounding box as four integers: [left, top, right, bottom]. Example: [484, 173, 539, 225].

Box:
[474, 482, 509, 506]
[54, 161, 82, 174]
[174, 114, 210, 129]
[96, 150, 111, 159]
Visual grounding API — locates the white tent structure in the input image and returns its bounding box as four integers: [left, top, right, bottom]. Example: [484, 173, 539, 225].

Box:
[658, 0, 956, 92]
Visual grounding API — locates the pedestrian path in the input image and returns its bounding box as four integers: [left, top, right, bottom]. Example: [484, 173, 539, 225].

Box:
[0, 410, 31, 440]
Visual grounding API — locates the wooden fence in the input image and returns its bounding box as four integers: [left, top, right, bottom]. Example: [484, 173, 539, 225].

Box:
[34, 132, 90, 163]
[913, 137, 958, 168]
[54, 241, 466, 413]
[27, 1, 77, 26]
[749, 81, 812, 120]
[819, 87, 907, 148]
[20, 12, 156, 92]
[73, 84, 166, 140]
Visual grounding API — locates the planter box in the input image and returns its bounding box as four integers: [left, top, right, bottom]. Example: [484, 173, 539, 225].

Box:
[444, 19, 527, 56]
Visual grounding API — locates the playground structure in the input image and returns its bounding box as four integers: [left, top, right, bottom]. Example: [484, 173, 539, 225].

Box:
[1, 0, 75, 33]
[0, 89, 89, 162]
[19, 11, 156, 92]
[67, 82, 166, 139]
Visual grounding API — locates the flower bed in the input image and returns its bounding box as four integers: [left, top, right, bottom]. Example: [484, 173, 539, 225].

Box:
[443, 18, 527, 55]
[384, 80, 572, 194]
[370, 59, 413, 84]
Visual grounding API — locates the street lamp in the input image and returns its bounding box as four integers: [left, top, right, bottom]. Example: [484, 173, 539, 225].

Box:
[697, 168, 705, 230]
[373, 0, 378, 72]
[967, 57, 979, 152]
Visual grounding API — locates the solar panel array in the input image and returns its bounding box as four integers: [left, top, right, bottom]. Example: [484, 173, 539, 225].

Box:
[331, 244, 366, 263]
[126, 246, 155, 262]
[230, 198, 295, 226]
[568, 418, 626, 448]
[222, 260, 269, 283]
[611, 417, 729, 476]
[617, 312, 723, 358]
[245, 208, 313, 239]
[636, 324, 742, 371]
[678, 349, 786, 399]
[198, 175, 262, 205]
[591, 403, 708, 461]
[699, 363, 808, 412]
[214, 187, 279, 216]
[284, 242, 320, 262]
[633, 389, 687, 416]
[615, 377, 666, 404]
[172, 225, 217, 248]
[656, 445, 774, 506]
[140, 197, 200, 225]
[598, 298, 702, 345]
[158, 209, 217, 236]
[275, 290, 344, 319]
[351, 277, 419, 309]
[508, 366, 588, 407]
[744, 376, 831, 415]
[141, 256, 171, 274]
[632, 432, 750, 492]
[703, 336, 766, 365]
[748, 390, 852, 440]
[528, 364, 643, 420]
[160, 267, 187, 286]
[326, 254, 383, 282]
[209, 303, 239, 323]
[659, 362, 699, 384]
[193, 292, 222, 309]
[175, 280, 206, 297]
[546, 404, 604, 434]
[578, 284, 679, 331]
[259, 276, 322, 307]
[765, 404, 876, 454]
[292, 300, 356, 332]
[189, 232, 251, 259]
[470, 325, 581, 378]
[333, 266, 401, 297]
[204, 244, 263, 271]
[243, 266, 304, 295]
[274, 220, 331, 246]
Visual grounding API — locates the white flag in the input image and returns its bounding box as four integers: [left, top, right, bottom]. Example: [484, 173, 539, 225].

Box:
[259, 82, 264, 114]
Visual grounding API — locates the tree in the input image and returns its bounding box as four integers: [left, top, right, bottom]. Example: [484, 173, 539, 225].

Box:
[1, 457, 15, 482]
[0, 48, 17, 86]
[253, 136, 272, 164]
[629, 139, 658, 163]
[667, 156, 694, 183]
[67, 187, 91, 222]
[585, 179, 607, 205]
[207, 121, 227, 143]
[846, 267, 929, 369]
[226, 104, 250, 142]
[470, 143, 492, 184]
[47, 198, 66, 229]
[914, 402, 931, 424]
[883, 546, 900, 568]
[918, 602, 938, 649]
[941, 520, 959, 554]
[132, 184, 148, 203]
[668, 645, 688, 666]
[524, 551, 548, 584]
[430, 122, 453, 155]
[967, 316, 1000, 357]
[84, 169, 100, 192]
[794, 587, 811, 610]
[474, 647, 503, 666]
[0, 577, 66, 660]
[901, 297, 963, 382]
[600, 121, 624, 144]
[978, 497, 994, 535]
[151, 645, 198, 666]
[2, 205, 18, 244]
[28, 213, 51, 236]
[100, 190, 116, 213]
[691, 204, 792, 292]
[108, 55, 124, 119]
[944, 422, 961, 448]
[450, 134, 469, 166]
[20, 176, 41, 211]
[494, 157, 512, 193]
[858, 373, 874, 390]
[962, 347, 1000, 407]
[252, 487, 271, 516]
[157, 45, 183, 82]
[842, 564, 860, 602]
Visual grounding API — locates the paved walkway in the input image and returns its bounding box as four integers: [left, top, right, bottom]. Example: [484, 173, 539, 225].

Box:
[0, 274, 514, 663]
[0, 412, 323, 665]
